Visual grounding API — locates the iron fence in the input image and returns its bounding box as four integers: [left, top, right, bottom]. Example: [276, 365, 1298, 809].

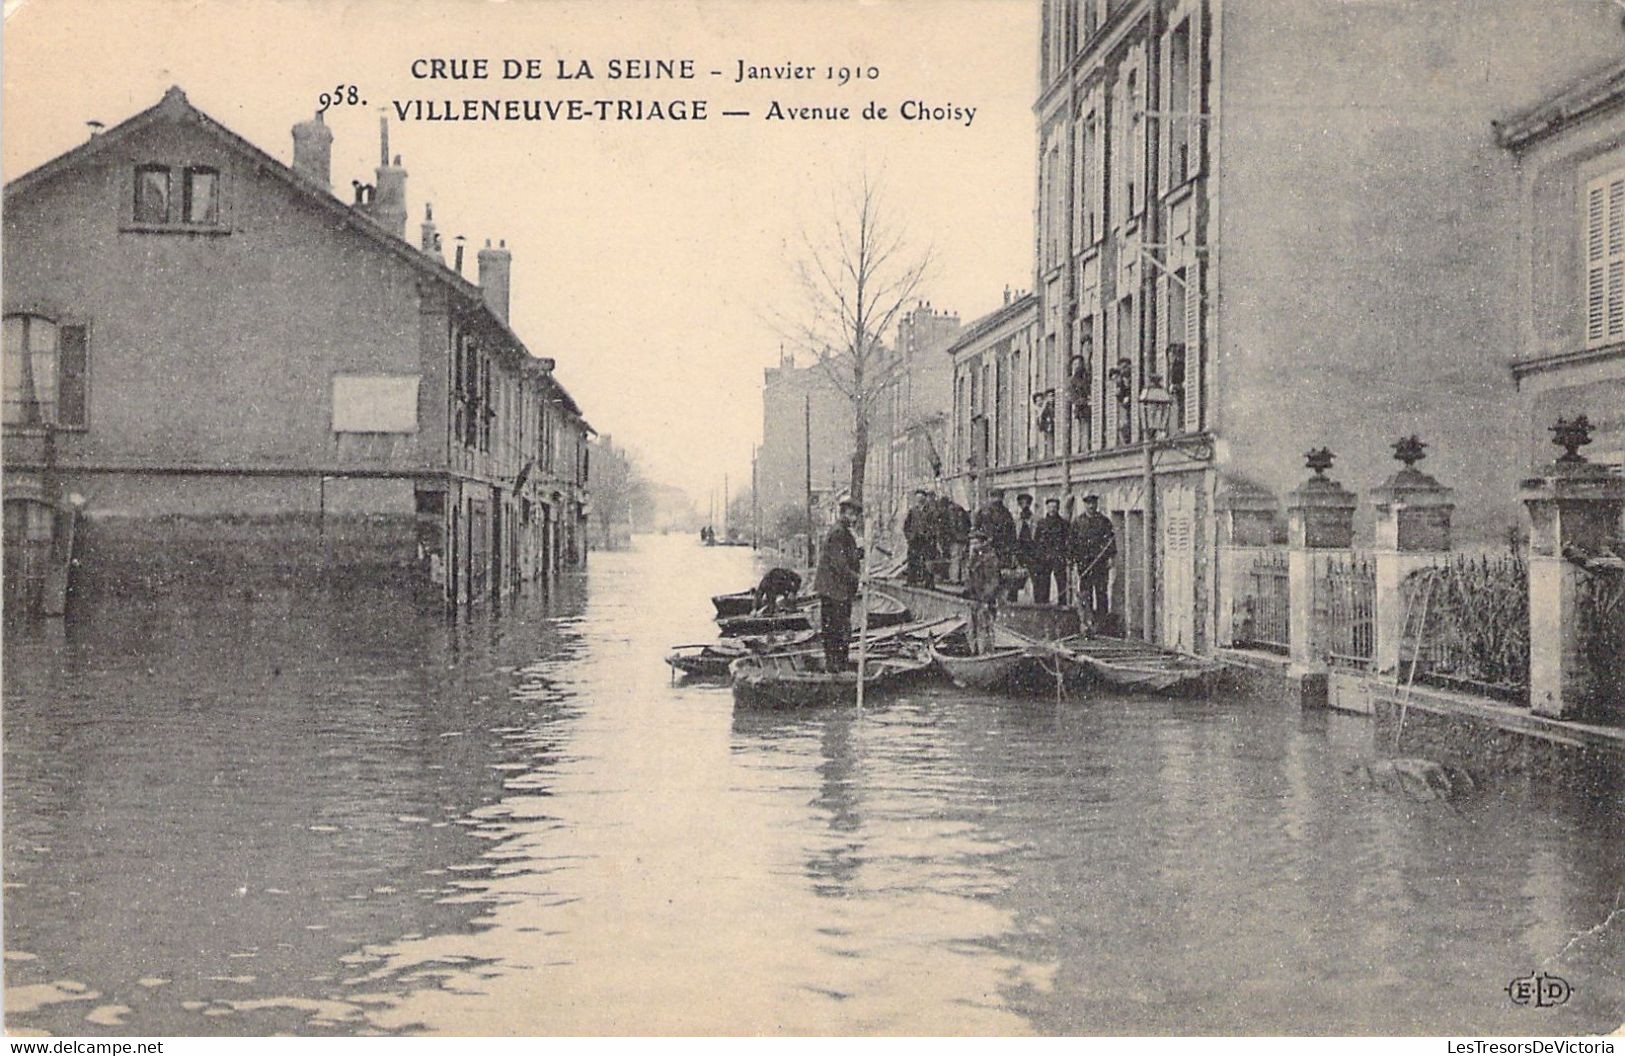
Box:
[1318, 553, 1375, 670]
[1400, 554, 1530, 704]
[1577, 566, 1625, 722]
[1232, 548, 1291, 654]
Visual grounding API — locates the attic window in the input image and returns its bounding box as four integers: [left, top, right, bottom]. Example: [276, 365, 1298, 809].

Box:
[184, 167, 218, 224]
[134, 164, 170, 223]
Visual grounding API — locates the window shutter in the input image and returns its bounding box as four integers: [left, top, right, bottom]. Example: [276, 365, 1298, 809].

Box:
[1184, 260, 1202, 434]
[1585, 171, 1625, 348]
[1154, 273, 1169, 379]
[58, 325, 87, 427]
[1133, 44, 1148, 219]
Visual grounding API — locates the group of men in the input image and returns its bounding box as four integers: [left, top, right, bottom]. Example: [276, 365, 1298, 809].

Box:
[900, 490, 973, 588]
[809, 488, 1120, 671]
[919, 486, 1117, 611]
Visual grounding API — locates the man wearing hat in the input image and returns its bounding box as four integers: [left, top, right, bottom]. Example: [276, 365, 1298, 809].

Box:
[973, 487, 1017, 566]
[1013, 493, 1038, 602]
[813, 497, 864, 670]
[902, 488, 938, 589]
[1070, 493, 1116, 626]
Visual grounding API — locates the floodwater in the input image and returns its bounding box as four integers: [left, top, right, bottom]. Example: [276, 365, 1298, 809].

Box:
[4, 534, 1622, 1036]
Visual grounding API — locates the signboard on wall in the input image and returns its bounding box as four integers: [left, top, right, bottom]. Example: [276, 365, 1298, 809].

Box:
[331, 374, 420, 433]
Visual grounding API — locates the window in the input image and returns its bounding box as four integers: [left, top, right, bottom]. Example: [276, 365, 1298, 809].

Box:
[135, 164, 170, 223]
[1167, 18, 1192, 186]
[184, 167, 219, 224]
[1585, 168, 1625, 348]
[2, 315, 87, 428]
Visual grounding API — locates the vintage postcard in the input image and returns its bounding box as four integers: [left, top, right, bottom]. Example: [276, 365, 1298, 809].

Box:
[2, 0, 1622, 1041]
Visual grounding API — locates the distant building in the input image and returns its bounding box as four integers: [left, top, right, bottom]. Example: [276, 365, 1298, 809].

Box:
[959, 0, 1624, 649]
[865, 302, 961, 545]
[1499, 60, 1625, 472]
[756, 347, 853, 540]
[2, 87, 592, 612]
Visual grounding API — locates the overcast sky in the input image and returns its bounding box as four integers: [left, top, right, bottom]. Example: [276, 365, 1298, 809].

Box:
[3, 0, 1038, 505]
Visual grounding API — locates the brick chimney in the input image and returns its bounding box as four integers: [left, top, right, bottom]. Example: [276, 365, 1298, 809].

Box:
[372, 116, 408, 239]
[292, 111, 332, 189]
[478, 239, 512, 322]
[420, 203, 441, 262]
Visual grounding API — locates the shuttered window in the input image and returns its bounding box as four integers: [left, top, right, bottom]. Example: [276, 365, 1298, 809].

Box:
[1585, 169, 1625, 348]
[2, 315, 88, 429]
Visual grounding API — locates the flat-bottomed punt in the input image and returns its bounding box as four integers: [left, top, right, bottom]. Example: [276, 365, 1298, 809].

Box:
[730, 649, 933, 709]
[1044, 634, 1224, 695]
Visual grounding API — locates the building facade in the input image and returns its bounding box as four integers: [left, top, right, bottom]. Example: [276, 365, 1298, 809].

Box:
[946, 292, 1040, 512]
[952, 0, 1623, 649]
[1, 87, 591, 613]
[1500, 60, 1625, 473]
[865, 302, 962, 544]
[756, 347, 854, 540]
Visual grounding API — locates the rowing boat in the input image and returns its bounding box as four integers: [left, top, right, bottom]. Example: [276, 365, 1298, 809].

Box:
[716, 591, 911, 637]
[729, 647, 934, 709]
[710, 590, 812, 619]
[927, 629, 1049, 692]
[1046, 634, 1223, 695]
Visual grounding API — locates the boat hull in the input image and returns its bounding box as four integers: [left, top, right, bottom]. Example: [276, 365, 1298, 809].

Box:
[928, 641, 1049, 692]
[729, 653, 932, 709]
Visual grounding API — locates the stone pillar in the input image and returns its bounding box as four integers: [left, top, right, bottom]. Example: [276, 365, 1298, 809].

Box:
[1216, 477, 1280, 647]
[1520, 419, 1625, 719]
[1285, 450, 1357, 682]
[1370, 437, 1455, 678]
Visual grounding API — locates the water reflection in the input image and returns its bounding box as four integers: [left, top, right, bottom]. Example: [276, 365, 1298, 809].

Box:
[5, 536, 1623, 1036]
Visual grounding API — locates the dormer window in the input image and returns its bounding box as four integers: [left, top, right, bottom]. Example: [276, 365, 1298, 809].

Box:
[184, 167, 218, 224]
[134, 164, 170, 223]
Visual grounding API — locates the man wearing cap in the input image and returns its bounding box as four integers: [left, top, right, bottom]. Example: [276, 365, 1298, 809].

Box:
[902, 488, 938, 589]
[943, 493, 971, 583]
[1070, 493, 1116, 625]
[1013, 493, 1038, 602]
[1034, 497, 1071, 605]
[814, 498, 864, 670]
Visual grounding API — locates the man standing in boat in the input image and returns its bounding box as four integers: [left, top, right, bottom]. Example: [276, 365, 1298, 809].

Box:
[965, 529, 1003, 655]
[814, 498, 864, 671]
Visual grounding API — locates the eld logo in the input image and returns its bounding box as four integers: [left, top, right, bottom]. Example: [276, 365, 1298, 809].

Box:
[1506, 972, 1572, 1007]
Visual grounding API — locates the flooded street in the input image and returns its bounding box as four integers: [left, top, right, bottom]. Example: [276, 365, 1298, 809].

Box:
[4, 534, 1622, 1036]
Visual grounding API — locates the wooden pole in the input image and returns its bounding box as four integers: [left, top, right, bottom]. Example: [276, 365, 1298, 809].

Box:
[805, 393, 814, 568]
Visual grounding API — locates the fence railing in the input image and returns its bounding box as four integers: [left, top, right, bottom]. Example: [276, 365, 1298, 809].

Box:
[1577, 566, 1625, 719]
[1400, 554, 1530, 704]
[1232, 548, 1291, 655]
[1318, 553, 1375, 670]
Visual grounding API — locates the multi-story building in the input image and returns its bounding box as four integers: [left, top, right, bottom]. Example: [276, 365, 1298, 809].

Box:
[865, 302, 961, 544]
[1, 87, 591, 612]
[1500, 60, 1625, 473]
[946, 290, 1040, 511]
[951, 0, 1622, 649]
[756, 347, 853, 539]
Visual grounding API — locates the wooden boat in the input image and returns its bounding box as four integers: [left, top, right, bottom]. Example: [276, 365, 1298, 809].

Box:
[716, 591, 910, 637]
[668, 617, 959, 682]
[927, 629, 1050, 692]
[711, 590, 813, 618]
[1046, 634, 1224, 695]
[729, 648, 934, 710]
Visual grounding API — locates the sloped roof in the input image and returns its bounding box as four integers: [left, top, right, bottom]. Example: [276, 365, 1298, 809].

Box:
[1495, 59, 1625, 153]
[4, 86, 592, 431]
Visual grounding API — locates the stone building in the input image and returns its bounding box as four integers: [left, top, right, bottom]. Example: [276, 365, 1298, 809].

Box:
[865, 302, 962, 545]
[1, 87, 591, 613]
[946, 291, 1039, 512]
[953, 0, 1622, 649]
[1499, 59, 1625, 474]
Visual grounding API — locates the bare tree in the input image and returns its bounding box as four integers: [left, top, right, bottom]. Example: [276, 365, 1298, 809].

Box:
[779, 174, 931, 507]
